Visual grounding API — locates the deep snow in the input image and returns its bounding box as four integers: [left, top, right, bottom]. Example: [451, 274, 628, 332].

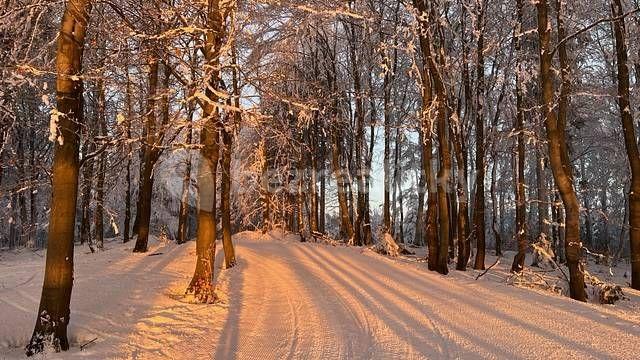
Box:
[1, 232, 639, 359]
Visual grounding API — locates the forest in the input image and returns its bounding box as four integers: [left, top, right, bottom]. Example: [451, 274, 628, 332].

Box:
[1, 0, 640, 358]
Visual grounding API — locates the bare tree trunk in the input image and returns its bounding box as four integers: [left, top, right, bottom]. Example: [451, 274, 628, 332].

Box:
[220, 126, 235, 268]
[132, 56, 159, 253]
[331, 128, 353, 240]
[455, 3, 471, 270]
[512, 0, 528, 272]
[473, 0, 487, 270]
[415, 129, 426, 246]
[177, 108, 194, 244]
[123, 68, 133, 243]
[26, 1, 91, 354]
[539, 0, 586, 301]
[187, 0, 226, 301]
[413, 0, 440, 272]
[93, 76, 106, 250]
[309, 118, 319, 233]
[612, 0, 640, 290]
[78, 135, 94, 246]
[319, 137, 326, 233]
[490, 155, 502, 256]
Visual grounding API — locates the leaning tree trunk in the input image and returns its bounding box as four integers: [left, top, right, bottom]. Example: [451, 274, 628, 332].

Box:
[611, 0, 640, 290]
[538, 0, 586, 301]
[26, 0, 91, 355]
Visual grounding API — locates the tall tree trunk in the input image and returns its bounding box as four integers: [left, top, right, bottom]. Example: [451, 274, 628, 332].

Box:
[331, 128, 353, 240]
[309, 118, 319, 233]
[490, 156, 502, 256]
[512, 0, 528, 272]
[220, 126, 236, 268]
[123, 68, 133, 243]
[393, 126, 404, 243]
[26, 0, 91, 354]
[93, 76, 106, 250]
[319, 137, 326, 233]
[415, 129, 426, 246]
[348, 19, 372, 247]
[414, 0, 439, 272]
[473, 0, 487, 270]
[455, 3, 471, 270]
[177, 106, 194, 244]
[78, 135, 94, 246]
[187, 0, 225, 301]
[539, 0, 586, 301]
[383, 57, 392, 233]
[612, 0, 640, 290]
[133, 56, 159, 253]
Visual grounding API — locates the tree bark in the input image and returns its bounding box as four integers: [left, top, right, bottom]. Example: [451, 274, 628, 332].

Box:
[93, 76, 106, 250]
[539, 0, 586, 301]
[473, 0, 487, 270]
[512, 0, 528, 272]
[26, 0, 91, 354]
[187, 0, 226, 301]
[611, 0, 640, 290]
[133, 57, 159, 253]
[220, 126, 236, 268]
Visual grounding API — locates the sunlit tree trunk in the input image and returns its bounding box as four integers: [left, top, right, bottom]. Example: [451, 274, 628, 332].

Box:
[26, 0, 91, 355]
[539, 0, 586, 301]
[187, 0, 227, 301]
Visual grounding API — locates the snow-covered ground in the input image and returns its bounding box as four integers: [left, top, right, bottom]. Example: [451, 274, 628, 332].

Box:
[1, 232, 639, 359]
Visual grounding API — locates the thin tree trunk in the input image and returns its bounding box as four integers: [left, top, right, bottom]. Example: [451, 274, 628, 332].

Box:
[473, 0, 487, 270]
[512, 0, 528, 271]
[220, 126, 235, 267]
[123, 68, 133, 243]
[93, 76, 106, 250]
[177, 107, 194, 244]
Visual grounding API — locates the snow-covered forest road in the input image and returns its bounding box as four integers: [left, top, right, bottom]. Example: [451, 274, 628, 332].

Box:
[1, 232, 639, 359]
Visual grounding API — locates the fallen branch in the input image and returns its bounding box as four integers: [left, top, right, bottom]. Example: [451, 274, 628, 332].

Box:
[475, 257, 500, 280]
[80, 337, 98, 351]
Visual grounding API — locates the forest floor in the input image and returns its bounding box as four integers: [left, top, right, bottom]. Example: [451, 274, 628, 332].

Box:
[1, 231, 639, 359]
